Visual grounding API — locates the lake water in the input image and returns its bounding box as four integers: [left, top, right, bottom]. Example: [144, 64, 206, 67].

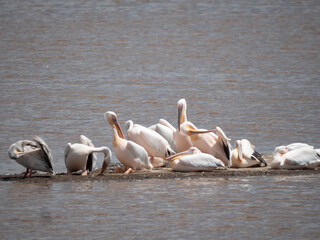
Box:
[0, 0, 319, 238]
[1, 175, 319, 239]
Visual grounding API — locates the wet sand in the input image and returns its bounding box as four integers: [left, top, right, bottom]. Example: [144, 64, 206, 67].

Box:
[1, 155, 319, 183]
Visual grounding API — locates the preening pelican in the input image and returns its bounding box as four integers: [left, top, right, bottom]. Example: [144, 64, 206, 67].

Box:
[173, 98, 193, 152]
[64, 135, 111, 175]
[271, 145, 320, 169]
[231, 139, 266, 168]
[166, 147, 225, 172]
[149, 119, 177, 152]
[126, 120, 175, 160]
[184, 126, 232, 167]
[8, 136, 54, 177]
[104, 111, 153, 174]
[79, 134, 98, 169]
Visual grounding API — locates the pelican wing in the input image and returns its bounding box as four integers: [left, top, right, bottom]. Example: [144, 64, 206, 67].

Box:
[33, 136, 53, 170]
[252, 151, 267, 165]
[139, 128, 169, 154]
[80, 135, 96, 170]
[180, 153, 225, 168]
[153, 124, 177, 152]
[287, 143, 314, 151]
[80, 135, 94, 147]
[159, 119, 176, 131]
[284, 148, 319, 167]
[216, 127, 232, 161]
[223, 140, 232, 161]
[126, 141, 149, 165]
[64, 143, 71, 165]
[86, 152, 93, 172]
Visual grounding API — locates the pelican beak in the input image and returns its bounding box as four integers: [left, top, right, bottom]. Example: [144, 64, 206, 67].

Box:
[187, 128, 216, 136]
[15, 149, 38, 156]
[100, 160, 108, 174]
[166, 149, 193, 161]
[13, 149, 27, 157]
[14, 149, 22, 154]
[235, 141, 243, 161]
[109, 115, 125, 139]
[178, 103, 183, 131]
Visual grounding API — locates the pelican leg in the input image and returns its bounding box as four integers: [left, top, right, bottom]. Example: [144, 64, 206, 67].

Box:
[28, 168, 33, 177]
[124, 168, 134, 174]
[23, 169, 30, 178]
[81, 170, 88, 176]
[67, 169, 72, 175]
[114, 166, 125, 173]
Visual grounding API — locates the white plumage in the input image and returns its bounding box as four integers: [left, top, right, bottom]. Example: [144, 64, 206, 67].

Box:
[8, 136, 54, 177]
[231, 139, 266, 168]
[271, 144, 320, 169]
[167, 147, 225, 172]
[105, 111, 153, 173]
[126, 120, 175, 160]
[64, 135, 112, 175]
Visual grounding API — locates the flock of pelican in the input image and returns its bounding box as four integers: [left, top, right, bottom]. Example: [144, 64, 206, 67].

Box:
[8, 99, 320, 177]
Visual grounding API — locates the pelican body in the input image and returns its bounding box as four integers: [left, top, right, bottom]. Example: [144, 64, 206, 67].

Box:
[64, 135, 111, 175]
[278, 143, 314, 152]
[231, 139, 266, 168]
[166, 147, 225, 172]
[184, 125, 232, 167]
[8, 136, 54, 177]
[105, 111, 153, 173]
[271, 145, 320, 169]
[126, 120, 175, 159]
[149, 119, 177, 152]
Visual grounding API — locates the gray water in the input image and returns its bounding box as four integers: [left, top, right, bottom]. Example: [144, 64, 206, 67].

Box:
[0, 0, 320, 239]
[1, 176, 320, 239]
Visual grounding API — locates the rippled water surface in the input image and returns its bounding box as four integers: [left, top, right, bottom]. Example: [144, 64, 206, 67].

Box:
[1, 176, 320, 239]
[0, 0, 319, 174]
[0, 1, 320, 238]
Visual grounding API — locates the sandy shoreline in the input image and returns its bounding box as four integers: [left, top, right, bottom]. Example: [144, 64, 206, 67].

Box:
[1, 155, 319, 183]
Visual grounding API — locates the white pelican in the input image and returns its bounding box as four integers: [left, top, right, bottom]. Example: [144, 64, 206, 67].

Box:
[271, 145, 320, 169]
[126, 120, 175, 160]
[166, 147, 225, 172]
[231, 139, 267, 168]
[279, 143, 314, 152]
[183, 126, 232, 167]
[149, 119, 177, 152]
[64, 135, 112, 175]
[8, 136, 54, 177]
[104, 111, 153, 174]
[173, 98, 193, 152]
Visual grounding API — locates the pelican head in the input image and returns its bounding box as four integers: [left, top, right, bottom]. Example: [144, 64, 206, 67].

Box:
[273, 146, 289, 156]
[104, 111, 125, 139]
[8, 141, 24, 159]
[235, 140, 243, 161]
[177, 98, 187, 131]
[125, 120, 134, 132]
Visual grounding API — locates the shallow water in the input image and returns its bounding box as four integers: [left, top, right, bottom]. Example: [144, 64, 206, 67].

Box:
[0, 1, 320, 238]
[1, 176, 319, 239]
